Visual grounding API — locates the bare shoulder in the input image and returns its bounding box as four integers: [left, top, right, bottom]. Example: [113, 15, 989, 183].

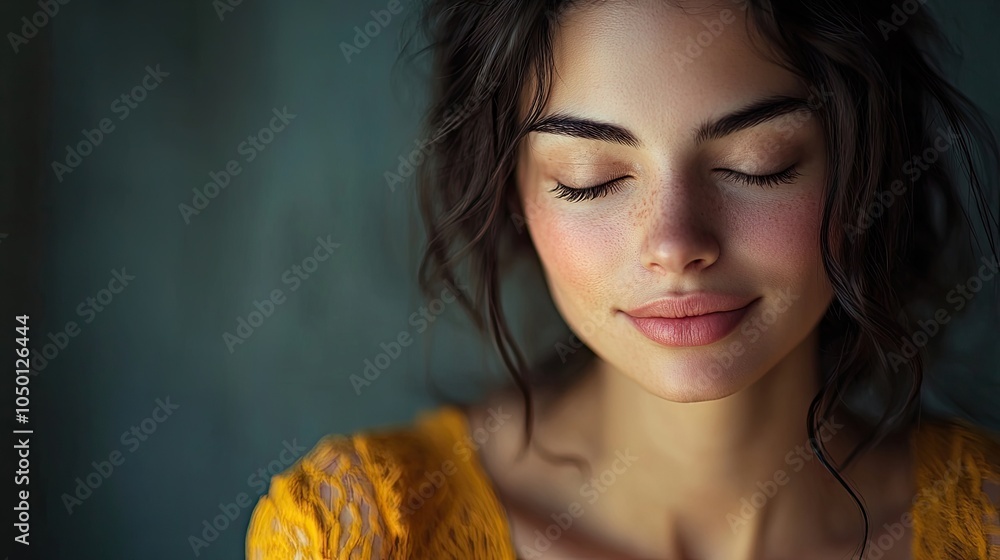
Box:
[464, 388, 575, 501]
[465, 389, 529, 461]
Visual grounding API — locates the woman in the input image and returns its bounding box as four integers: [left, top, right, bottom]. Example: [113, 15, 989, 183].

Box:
[247, 0, 1000, 558]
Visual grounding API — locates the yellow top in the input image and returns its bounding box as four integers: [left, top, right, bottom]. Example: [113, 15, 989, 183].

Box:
[246, 406, 1000, 559]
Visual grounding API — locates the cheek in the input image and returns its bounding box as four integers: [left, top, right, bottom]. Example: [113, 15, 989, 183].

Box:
[517, 152, 626, 309]
[733, 185, 827, 290]
[524, 200, 626, 313]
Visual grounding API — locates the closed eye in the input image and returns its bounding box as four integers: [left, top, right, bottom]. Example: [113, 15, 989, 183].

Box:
[549, 165, 800, 203]
[549, 178, 630, 203]
[714, 166, 801, 188]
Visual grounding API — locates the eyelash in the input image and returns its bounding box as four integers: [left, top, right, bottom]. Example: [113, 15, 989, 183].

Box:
[549, 166, 801, 203]
[714, 166, 802, 189]
[549, 180, 628, 202]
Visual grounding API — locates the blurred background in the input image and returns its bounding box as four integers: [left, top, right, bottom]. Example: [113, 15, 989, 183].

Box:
[1, 0, 998, 558]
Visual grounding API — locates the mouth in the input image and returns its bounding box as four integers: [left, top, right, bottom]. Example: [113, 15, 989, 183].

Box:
[622, 295, 759, 347]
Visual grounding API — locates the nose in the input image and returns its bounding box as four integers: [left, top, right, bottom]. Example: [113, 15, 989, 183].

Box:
[640, 182, 721, 275]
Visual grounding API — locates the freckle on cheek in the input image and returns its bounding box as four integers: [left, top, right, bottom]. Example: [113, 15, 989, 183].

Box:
[534, 217, 613, 295]
[745, 198, 823, 273]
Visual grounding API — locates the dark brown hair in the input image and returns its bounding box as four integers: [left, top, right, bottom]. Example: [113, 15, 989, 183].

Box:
[401, 0, 999, 555]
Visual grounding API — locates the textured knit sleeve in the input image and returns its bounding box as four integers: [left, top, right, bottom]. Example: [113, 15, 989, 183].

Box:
[244, 407, 517, 560]
[245, 435, 400, 559]
[911, 419, 1000, 560]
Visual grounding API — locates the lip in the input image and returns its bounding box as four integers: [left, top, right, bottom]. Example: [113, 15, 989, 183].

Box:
[622, 293, 759, 347]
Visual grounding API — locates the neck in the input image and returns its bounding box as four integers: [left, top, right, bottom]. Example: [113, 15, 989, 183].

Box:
[547, 328, 867, 558]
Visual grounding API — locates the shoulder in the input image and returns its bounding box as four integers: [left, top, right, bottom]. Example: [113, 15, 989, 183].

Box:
[245, 433, 393, 559]
[910, 416, 1000, 558]
[245, 406, 517, 560]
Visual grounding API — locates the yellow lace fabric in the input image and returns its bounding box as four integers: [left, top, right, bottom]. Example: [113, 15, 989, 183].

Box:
[246, 407, 1000, 559]
[245, 407, 517, 559]
[911, 417, 1000, 559]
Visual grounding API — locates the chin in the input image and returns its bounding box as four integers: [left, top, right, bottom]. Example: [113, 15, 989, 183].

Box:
[637, 359, 765, 403]
[599, 328, 785, 403]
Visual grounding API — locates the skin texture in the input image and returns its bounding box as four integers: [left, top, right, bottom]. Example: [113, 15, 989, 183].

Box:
[467, 1, 918, 559]
[517, 2, 832, 404]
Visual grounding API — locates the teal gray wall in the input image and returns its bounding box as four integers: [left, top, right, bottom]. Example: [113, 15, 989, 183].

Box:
[1, 0, 997, 558]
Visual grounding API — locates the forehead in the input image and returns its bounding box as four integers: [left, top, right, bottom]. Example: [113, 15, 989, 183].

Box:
[546, 0, 806, 142]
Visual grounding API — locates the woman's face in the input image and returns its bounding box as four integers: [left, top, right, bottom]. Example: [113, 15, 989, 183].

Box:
[516, 0, 835, 402]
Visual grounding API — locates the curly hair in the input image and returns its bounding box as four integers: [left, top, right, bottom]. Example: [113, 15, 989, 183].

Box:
[400, 0, 999, 555]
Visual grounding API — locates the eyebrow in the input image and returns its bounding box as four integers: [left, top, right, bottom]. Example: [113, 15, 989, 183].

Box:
[528, 113, 642, 148]
[527, 95, 816, 149]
